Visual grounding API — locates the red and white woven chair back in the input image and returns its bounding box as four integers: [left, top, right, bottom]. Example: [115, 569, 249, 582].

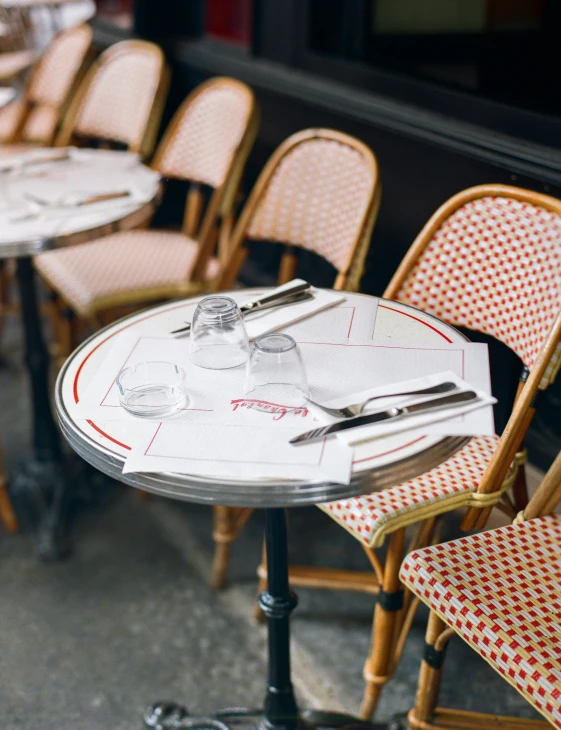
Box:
[21, 24, 92, 144]
[154, 78, 255, 189]
[245, 130, 378, 274]
[71, 40, 165, 152]
[394, 187, 561, 369]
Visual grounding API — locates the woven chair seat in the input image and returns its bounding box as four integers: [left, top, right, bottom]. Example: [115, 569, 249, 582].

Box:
[400, 514, 561, 729]
[321, 435, 505, 548]
[34, 229, 220, 317]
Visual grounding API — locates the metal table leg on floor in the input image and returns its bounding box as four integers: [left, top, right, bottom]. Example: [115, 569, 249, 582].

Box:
[10, 256, 69, 560]
[144, 508, 399, 730]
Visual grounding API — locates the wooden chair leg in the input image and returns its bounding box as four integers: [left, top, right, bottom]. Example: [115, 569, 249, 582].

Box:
[512, 452, 529, 512]
[211, 505, 253, 589]
[0, 259, 8, 344]
[52, 301, 76, 368]
[408, 612, 453, 730]
[360, 528, 406, 719]
[254, 538, 268, 621]
[44, 286, 63, 359]
[0, 446, 18, 533]
[218, 214, 234, 266]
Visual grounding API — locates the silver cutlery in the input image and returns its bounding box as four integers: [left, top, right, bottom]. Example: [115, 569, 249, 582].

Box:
[170, 281, 313, 335]
[24, 190, 131, 207]
[0, 150, 72, 174]
[290, 390, 479, 444]
[240, 280, 311, 311]
[307, 381, 457, 419]
[9, 191, 133, 223]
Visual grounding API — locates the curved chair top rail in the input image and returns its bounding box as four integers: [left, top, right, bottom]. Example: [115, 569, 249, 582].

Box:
[56, 39, 168, 158]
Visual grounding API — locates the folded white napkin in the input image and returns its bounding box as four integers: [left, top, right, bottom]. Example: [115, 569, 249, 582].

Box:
[306, 371, 496, 446]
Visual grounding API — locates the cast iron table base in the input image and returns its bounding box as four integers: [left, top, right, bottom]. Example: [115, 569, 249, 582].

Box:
[143, 509, 401, 730]
[9, 257, 70, 560]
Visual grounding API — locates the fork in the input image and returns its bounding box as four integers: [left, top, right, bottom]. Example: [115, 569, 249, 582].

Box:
[307, 381, 457, 419]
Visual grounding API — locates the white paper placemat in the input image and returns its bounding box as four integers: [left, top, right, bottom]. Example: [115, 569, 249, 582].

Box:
[74, 333, 494, 437]
[122, 422, 354, 484]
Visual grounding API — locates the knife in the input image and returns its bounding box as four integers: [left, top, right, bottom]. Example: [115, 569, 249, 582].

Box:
[24, 190, 131, 207]
[170, 280, 312, 335]
[290, 390, 479, 444]
[1, 149, 72, 174]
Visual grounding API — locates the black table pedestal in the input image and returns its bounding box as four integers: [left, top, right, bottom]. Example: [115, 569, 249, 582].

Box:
[9, 256, 70, 560]
[144, 509, 400, 730]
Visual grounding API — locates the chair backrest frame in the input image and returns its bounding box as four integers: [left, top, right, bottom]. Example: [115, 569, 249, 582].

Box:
[383, 185, 561, 528]
[151, 76, 259, 282]
[0, 23, 93, 145]
[22, 23, 93, 144]
[213, 128, 381, 292]
[55, 39, 169, 159]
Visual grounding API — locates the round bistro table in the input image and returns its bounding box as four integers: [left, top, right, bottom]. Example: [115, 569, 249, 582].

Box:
[55, 290, 468, 730]
[0, 148, 160, 559]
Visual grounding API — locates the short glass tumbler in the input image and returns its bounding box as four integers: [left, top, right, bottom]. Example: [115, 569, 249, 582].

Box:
[189, 296, 250, 369]
[116, 361, 188, 418]
[244, 334, 309, 409]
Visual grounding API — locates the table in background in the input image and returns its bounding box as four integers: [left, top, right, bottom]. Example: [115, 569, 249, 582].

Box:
[0, 0, 95, 50]
[56, 290, 468, 730]
[0, 148, 159, 559]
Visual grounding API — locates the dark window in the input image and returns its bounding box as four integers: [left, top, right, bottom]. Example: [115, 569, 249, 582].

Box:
[307, 0, 559, 116]
[206, 0, 253, 47]
[95, 0, 134, 29]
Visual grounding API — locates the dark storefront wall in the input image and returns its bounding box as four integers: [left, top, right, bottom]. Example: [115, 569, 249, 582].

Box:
[92, 1, 561, 469]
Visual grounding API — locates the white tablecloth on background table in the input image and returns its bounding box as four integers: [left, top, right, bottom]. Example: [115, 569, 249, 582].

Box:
[0, 148, 160, 250]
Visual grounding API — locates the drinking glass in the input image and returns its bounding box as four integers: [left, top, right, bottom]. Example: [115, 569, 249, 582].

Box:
[244, 334, 309, 409]
[116, 361, 188, 417]
[189, 295, 250, 369]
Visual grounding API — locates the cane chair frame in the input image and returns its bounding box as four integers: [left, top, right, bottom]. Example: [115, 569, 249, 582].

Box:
[213, 128, 381, 292]
[0, 23, 94, 146]
[405, 448, 561, 730]
[385, 185, 561, 532]
[55, 39, 169, 159]
[251, 184, 561, 720]
[36, 77, 259, 358]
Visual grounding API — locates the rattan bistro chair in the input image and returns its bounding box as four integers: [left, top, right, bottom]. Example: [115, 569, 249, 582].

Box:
[209, 128, 381, 588]
[213, 128, 380, 293]
[254, 185, 561, 720]
[55, 39, 168, 159]
[34, 77, 259, 355]
[0, 23, 93, 145]
[401, 447, 561, 730]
